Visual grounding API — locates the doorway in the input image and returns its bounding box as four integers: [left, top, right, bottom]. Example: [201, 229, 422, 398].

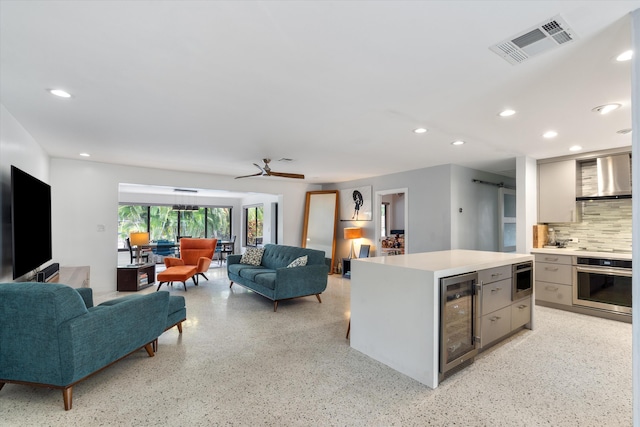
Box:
[375, 188, 408, 256]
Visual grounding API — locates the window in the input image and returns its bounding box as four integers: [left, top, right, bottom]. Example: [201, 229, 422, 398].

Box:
[118, 205, 149, 249]
[178, 208, 205, 238]
[146, 205, 178, 241]
[245, 205, 263, 247]
[207, 207, 232, 240]
[118, 204, 232, 246]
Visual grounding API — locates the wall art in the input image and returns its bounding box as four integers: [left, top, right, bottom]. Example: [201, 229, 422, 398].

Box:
[340, 186, 372, 221]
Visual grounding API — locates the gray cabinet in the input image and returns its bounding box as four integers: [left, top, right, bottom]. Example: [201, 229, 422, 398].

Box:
[479, 264, 532, 348]
[538, 160, 577, 223]
[511, 298, 531, 329]
[479, 265, 512, 348]
[534, 254, 572, 306]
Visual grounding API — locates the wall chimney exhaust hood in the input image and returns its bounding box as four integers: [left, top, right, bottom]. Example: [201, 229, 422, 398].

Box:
[576, 153, 632, 201]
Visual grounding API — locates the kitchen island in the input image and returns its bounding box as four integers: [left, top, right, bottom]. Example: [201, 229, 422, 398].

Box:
[350, 249, 534, 388]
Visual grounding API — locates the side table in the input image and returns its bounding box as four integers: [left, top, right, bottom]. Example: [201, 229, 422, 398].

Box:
[117, 263, 156, 291]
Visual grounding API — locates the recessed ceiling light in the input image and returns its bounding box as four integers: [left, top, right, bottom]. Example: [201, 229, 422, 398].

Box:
[451, 140, 465, 146]
[592, 103, 621, 114]
[569, 145, 582, 152]
[543, 130, 558, 139]
[413, 128, 428, 134]
[49, 89, 72, 98]
[617, 128, 632, 135]
[498, 109, 516, 117]
[80, 153, 90, 157]
[616, 50, 633, 62]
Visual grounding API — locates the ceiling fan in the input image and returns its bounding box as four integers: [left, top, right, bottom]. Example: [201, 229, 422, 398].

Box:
[235, 158, 305, 180]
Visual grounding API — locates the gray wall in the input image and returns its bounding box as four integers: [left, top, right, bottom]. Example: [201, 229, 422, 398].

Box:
[450, 164, 515, 251]
[325, 163, 515, 259]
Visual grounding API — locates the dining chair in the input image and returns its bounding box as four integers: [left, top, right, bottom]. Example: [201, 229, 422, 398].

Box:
[219, 236, 236, 266]
[126, 237, 149, 264]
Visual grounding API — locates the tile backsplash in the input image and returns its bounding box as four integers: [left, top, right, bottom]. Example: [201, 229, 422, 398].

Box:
[548, 198, 632, 251]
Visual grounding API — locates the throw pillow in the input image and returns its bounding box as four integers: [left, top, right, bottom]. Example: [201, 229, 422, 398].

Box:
[240, 247, 264, 266]
[286, 255, 308, 268]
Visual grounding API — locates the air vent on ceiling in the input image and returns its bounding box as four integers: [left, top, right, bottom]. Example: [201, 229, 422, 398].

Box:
[490, 15, 577, 65]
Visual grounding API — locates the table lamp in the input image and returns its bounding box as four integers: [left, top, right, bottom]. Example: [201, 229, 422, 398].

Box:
[344, 227, 362, 259]
[130, 232, 150, 264]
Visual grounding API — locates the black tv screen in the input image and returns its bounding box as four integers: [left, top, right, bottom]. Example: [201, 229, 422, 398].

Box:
[11, 165, 52, 279]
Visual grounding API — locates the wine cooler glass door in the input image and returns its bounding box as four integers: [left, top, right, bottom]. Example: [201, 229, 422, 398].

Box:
[440, 272, 479, 378]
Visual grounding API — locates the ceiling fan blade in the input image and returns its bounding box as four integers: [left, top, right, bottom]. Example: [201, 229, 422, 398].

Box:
[234, 172, 263, 179]
[268, 171, 305, 179]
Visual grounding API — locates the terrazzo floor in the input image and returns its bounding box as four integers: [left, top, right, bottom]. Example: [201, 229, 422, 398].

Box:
[1, 267, 632, 426]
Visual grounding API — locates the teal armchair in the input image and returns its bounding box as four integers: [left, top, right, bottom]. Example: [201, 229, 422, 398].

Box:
[0, 282, 170, 410]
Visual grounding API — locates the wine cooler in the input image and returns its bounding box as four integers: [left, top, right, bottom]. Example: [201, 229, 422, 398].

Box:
[439, 271, 480, 380]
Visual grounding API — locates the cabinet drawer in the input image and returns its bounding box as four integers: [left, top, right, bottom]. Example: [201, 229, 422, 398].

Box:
[534, 254, 571, 265]
[511, 298, 531, 329]
[482, 278, 512, 315]
[536, 262, 572, 285]
[481, 306, 511, 348]
[535, 281, 572, 306]
[478, 265, 512, 285]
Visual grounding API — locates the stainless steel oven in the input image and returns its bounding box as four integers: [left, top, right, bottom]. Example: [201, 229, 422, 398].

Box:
[512, 261, 533, 300]
[573, 257, 632, 315]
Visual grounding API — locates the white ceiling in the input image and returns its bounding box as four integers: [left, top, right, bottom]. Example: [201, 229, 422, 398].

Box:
[1, 1, 638, 184]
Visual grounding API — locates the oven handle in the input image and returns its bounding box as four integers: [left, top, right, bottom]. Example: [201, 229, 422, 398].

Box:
[575, 265, 632, 277]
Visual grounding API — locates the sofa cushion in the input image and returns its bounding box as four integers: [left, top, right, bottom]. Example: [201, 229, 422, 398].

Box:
[260, 244, 325, 269]
[287, 255, 308, 268]
[253, 272, 277, 290]
[239, 267, 276, 282]
[240, 247, 264, 266]
[228, 264, 263, 277]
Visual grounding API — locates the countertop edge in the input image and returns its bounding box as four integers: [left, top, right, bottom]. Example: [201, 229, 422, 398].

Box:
[530, 248, 631, 260]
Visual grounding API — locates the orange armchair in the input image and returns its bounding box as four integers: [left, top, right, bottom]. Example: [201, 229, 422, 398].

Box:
[164, 238, 217, 283]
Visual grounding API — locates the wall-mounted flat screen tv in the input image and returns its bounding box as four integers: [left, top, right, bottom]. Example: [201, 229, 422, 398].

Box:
[11, 165, 52, 279]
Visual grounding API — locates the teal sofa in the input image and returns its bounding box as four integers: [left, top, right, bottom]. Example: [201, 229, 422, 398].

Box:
[0, 282, 173, 410]
[227, 244, 329, 311]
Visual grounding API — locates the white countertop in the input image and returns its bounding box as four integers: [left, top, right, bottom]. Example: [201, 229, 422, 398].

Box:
[356, 249, 533, 277]
[530, 247, 632, 261]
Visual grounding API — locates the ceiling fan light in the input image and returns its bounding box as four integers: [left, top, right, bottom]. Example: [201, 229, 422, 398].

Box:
[592, 103, 621, 114]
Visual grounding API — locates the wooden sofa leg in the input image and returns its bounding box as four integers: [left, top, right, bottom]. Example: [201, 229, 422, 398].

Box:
[274, 301, 278, 312]
[229, 281, 234, 289]
[144, 343, 155, 357]
[0, 382, 5, 391]
[177, 321, 183, 333]
[316, 294, 322, 304]
[62, 386, 73, 411]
